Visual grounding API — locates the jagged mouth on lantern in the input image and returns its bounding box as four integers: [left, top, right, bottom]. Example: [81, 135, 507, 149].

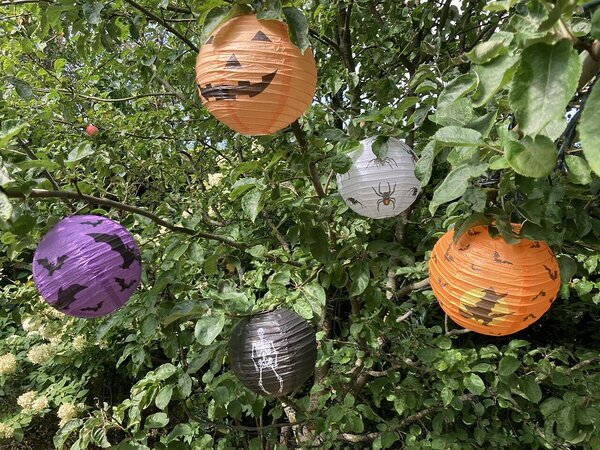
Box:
[199, 71, 277, 101]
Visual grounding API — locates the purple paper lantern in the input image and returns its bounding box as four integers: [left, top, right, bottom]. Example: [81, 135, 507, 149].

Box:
[32, 215, 141, 318]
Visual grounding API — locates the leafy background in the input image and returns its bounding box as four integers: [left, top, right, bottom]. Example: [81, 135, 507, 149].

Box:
[1, 0, 600, 448]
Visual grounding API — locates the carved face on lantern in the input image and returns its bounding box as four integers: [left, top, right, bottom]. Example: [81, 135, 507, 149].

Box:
[195, 14, 317, 135]
[33, 215, 141, 318]
[428, 225, 560, 336]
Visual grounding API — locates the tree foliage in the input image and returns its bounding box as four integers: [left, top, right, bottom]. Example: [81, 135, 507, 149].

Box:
[1, 0, 600, 448]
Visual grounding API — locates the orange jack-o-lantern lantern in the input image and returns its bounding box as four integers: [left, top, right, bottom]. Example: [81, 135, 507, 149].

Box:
[195, 14, 317, 135]
[428, 225, 560, 336]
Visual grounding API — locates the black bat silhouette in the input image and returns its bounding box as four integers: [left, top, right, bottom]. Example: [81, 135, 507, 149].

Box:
[87, 233, 138, 269]
[37, 255, 69, 276]
[80, 219, 104, 227]
[115, 277, 136, 292]
[81, 301, 104, 312]
[543, 264, 558, 281]
[493, 251, 513, 265]
[54, 284, 88, 311]
[522, 313, 536, 322]
[460, 288, 512, 326]
[531, 290, 546, 301]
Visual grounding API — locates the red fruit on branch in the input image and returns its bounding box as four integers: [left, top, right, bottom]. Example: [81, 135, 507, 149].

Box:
[85, 124, 99, 136]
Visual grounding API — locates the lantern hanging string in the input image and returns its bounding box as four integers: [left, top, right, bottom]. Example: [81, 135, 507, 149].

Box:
[2, 188, 303, 268]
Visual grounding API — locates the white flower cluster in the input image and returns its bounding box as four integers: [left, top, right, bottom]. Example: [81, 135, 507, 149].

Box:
[26, 344, 54, 365]
[0, 422, 14, 439]
[17, 391, 48, 413]
[204, 172, 224, 188]
[57, 403, 81, 427]
[0, 353, 17, 376]
[72, 335, 86, 352]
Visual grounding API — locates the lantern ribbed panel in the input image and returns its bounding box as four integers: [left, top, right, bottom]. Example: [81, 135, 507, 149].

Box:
[336, 137, 420, 219]
[32, 215, 141, 318]
[428, 225, 560, 336]
[195, 15, 317, 136]
[229, 308, 317, 397]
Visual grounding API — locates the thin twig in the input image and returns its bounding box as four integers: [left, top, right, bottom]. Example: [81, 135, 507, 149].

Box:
[123, 0, 198, 52]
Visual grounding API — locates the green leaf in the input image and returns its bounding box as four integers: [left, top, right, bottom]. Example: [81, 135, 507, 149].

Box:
[194, 314, 225, 345]
[434, 126, 482, 146]
[155, 385, 173, 410]
[145, 412, 169, 429]
[331, 153, 352, 174]
[429, 163, 488, 214]
[463, 373, 486, 395]
[580, 82, 600, 177]
[17, 159, 60, 171]
[566, 155, 592, 185]
[437, 74, 478, 111]
[66, 143, 94, 165]
[163, 300, 208, 326]
[241, 188, 264, 223]
[540, 397, 564, 417]
[498, 355, 520, 376]
[505, 135, 557, 178]
[349, 261, 370, 297]
[83, 2, 104, 25]
[509, 40, 581, 137]
[300, 282, 326, 317]
[0, 192, 12, 221]
[472, 54, 519, 107]
[154, 363, 178, 381]
[592, 8, 600, 40]
[465, 32, 513, 64]
[414, 141, 436, 187]
[0, 120, 29, 147]
[257, 0, 282, 20]
[5, 76, 33, 100]
[557, 255, 577, 283]
[519, 375, 542, 403]
[282, 7, 310, 52]
[165, 423, 193, 443]
[230, 178, 257, 200]
[371, 135, 390, 159]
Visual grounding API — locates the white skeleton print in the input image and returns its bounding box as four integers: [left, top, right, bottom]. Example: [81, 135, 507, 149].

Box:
[251, 328, 284, 395]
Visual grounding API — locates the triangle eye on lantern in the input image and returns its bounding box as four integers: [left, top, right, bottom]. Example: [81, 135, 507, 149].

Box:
[195, 14, 317, 136]
[252, 30, 271, 42]
[225, 54, 242, 69]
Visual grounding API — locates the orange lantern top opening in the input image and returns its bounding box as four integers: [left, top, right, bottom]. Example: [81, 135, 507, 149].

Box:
[195, 14, 317, 136]
[428, 225, 561, 336]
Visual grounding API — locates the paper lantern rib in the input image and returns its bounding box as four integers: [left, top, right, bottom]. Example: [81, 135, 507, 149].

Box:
[429, 225, 560, 336]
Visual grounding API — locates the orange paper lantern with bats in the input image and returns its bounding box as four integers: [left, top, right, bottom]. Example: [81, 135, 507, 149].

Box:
[195, 14, 317, 135]
[428, 225, 560, 336]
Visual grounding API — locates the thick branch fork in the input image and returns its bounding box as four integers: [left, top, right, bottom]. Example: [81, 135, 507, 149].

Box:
[5, 188, 302, 267]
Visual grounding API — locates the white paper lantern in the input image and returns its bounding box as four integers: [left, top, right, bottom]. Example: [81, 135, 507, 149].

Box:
[336, 137, 420, 219]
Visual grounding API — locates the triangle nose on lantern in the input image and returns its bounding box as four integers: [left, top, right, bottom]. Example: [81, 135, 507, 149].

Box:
[225, 54, 242, 69]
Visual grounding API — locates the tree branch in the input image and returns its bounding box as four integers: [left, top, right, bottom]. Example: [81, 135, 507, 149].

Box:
[291, 121, 326, 198]
[33, 88, 181, 103]
[395, 278, 431, 298]
[123, 0, 198, 52]
[4, 188, 303, 267]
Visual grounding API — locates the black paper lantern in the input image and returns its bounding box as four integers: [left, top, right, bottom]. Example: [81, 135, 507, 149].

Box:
[229, 308, 317, 397]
